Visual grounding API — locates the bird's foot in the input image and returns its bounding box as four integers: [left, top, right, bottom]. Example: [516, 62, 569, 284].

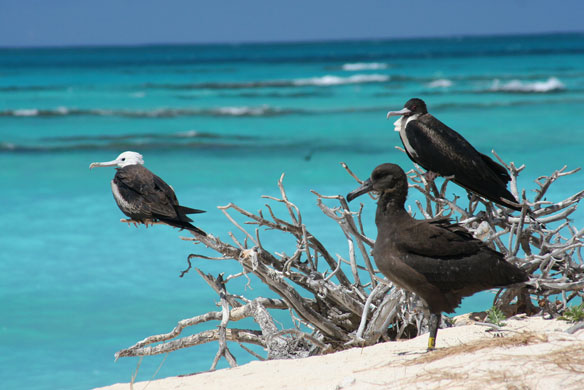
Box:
[121, 218, 140, 228]
[427, 313, 440, 351]
[424, 171, 439, 183]
[427, 336, 436, 352]
[120, 219, 165, 228]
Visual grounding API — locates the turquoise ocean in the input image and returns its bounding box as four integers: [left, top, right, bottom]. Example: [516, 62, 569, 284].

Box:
[1, 33, 584, 389]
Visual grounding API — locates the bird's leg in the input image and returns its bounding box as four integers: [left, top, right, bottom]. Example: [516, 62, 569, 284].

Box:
[120, 219, 140, 228]
[427, 313, 441, 351]
[424, 171, 440, 201]
[423, 171, 440, 198]
[423, 170, 439, 183]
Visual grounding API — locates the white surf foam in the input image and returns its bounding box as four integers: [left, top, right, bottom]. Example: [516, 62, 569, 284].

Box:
[215, 106, 273, 116]
[178, 130, 199, 137]
[293, 74, 389, 86]
[341, 62, 388, 71]
[427, 79, 453, 88]
[56, 106, 69, 115]
[13, 108, 39, 116]
[490, 77, 565, 93]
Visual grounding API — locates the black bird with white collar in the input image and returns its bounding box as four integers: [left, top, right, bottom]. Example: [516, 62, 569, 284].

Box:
[387, 98, 520, 211]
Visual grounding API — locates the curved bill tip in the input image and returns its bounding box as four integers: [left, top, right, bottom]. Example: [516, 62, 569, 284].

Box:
[346, 178, 373, 202]
[89, 160, 117, 169]
[386, 107, 411, 119]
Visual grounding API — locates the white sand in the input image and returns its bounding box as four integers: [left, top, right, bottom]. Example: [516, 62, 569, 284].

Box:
[95, 316, 584, 390]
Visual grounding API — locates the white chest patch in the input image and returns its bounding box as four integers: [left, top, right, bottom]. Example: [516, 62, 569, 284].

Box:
[111, 180, 134, 212]
[393, 116, 404, 132]
[394, 114, 420, 159]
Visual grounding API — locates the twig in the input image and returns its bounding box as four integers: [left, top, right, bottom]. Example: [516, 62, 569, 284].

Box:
[210, 274, 237, 370]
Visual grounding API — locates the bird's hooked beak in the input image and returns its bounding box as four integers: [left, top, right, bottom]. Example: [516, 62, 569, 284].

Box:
[89, 159, 118, 169]
[386, 107, 411, 119]
[346, 178, 374, 202]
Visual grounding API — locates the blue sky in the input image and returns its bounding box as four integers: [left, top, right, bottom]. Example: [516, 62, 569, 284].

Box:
[1, 0, 582, 47]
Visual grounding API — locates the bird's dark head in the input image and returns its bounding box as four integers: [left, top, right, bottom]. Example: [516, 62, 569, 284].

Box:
[404, 98, 427, 115]
[347, 163, 408, 204]
[386, 98, 428, 119]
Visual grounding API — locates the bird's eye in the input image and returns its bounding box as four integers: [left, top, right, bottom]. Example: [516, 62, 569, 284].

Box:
[121, 158, 126, 161]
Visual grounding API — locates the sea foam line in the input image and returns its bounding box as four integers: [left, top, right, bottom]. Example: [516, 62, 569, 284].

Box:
[489, 77, 565, 93]
[341, 62, 388, 71]
[293, 74, 389, 86]
[143, 73, 390, 90]
[427, 79, 453, 88]
[0, 105, 300, 118]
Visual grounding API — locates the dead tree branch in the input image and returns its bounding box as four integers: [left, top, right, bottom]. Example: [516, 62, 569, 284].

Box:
[115, 154, 584, 371]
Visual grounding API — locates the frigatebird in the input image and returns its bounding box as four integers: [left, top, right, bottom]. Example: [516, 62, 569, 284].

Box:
[387, 98, 520, 211]
[347, 163, 527, 350]
[90, 151, 206, 235]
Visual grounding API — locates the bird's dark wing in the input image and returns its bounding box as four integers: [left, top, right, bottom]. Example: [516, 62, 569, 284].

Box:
[404, 115, 491, 179]
[114, 166, 206, 235]
[404, 115, 518, 209]
[479, 152, 511, 183]
[115, 165, 179, 219]
[149, 171, 198, 220]
[394, 219, 526, 295]
[394, 218, 482, 259]
[150, 173, 206, 215]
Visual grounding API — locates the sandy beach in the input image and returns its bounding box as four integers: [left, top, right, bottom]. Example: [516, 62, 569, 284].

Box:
[95, 315, 584, 390]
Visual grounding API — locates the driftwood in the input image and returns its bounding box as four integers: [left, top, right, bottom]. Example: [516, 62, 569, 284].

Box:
[115, 155, 584, 370]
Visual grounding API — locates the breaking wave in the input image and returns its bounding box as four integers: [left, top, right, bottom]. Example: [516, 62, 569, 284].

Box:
[341, 62, 388, 71]
[3, 73, 577, 96]
[489, 77, 565, 93]
[143, 73, 389, 90]
[427, 79, 453, 88]
[4, 95, 584, 122]
[12, 109, 41, 117]
[0, 105, 303, 118]
[293, 74, 389, 86]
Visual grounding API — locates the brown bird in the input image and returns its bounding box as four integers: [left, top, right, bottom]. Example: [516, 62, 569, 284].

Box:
[347, 163, 527, 350]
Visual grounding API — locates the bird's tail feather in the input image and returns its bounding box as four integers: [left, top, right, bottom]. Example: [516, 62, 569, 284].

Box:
[153, 211, 207, 236]
[479, 152, 511, 183]
[184, 222, 207, 236]
[178, 205, 206, 215]
[160, 218, 207, 236]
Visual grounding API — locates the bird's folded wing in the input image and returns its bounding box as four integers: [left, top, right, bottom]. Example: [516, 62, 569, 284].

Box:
[405, 118, 506, 187]
[116, 168, 178, 218]
[395, 220, 482, 259]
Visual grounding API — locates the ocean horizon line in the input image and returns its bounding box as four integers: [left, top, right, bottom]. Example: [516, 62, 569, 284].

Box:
[1, 30, 583, 51]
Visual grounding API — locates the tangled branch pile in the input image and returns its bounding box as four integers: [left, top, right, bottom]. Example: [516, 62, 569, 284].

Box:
[115, 157, 584, 371]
